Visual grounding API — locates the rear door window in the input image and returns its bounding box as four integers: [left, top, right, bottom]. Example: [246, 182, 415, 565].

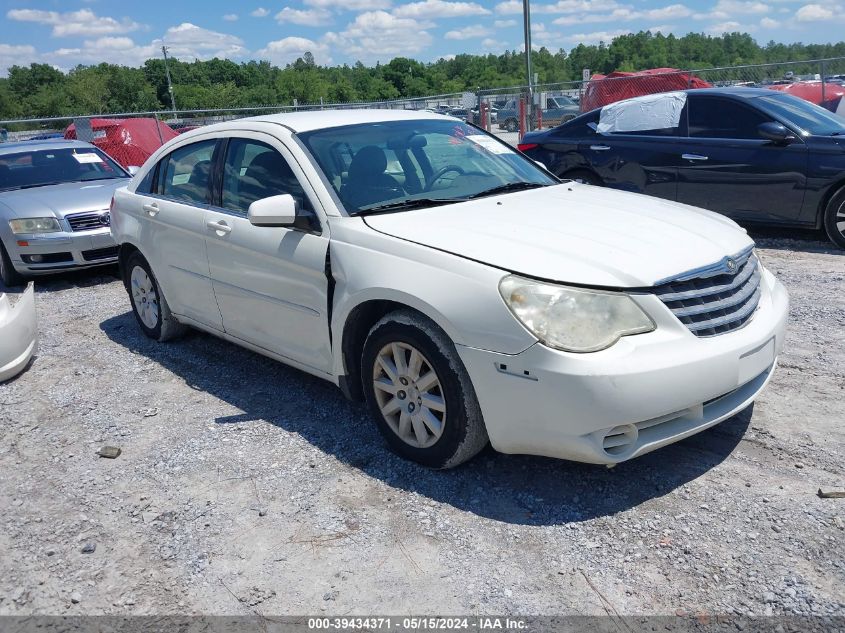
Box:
[158, 140, 217, 204]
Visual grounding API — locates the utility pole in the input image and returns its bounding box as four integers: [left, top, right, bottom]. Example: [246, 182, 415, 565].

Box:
[522, 0, 534, 125]
[161, 45, 177, 119]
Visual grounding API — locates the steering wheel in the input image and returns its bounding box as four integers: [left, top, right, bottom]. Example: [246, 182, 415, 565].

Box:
[425, 165, 465, 191]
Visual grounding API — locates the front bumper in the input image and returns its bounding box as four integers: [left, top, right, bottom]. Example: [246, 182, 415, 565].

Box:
[0, 282, 37, 382]
[457, 268, 789, 464]
[5, 227, 117, 275]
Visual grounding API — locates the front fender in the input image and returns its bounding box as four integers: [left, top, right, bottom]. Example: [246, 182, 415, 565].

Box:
[327, 222, 538, 378]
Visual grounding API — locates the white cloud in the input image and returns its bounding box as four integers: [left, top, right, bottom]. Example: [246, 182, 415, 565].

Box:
[562, 28, 631, 43]
[161, 23, 248, 59]
[444, 24, 493, 39]
[323, 10, 432, 59]
[708, 20, 743, 31]
[760, 16, 780, 26]
[694, 0, 769, 19]
[305, 0, 392, 9]
[481, 37, 501, 48]
[494, 19, 518, 26]
[256, 36, 331, 65]
[554, 4, 691, 25]
[250, 7, 271, 17]
[275, 7, 333, 25]
[496, 0, 621, 14]
[6, 8, 142, 37]
[223, 14, 239, 21]
[0, 43, 38, 76]
[795, 3, 836, 19]
[393, 0, 490, 18]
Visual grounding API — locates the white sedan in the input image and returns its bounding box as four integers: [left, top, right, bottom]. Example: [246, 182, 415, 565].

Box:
[110, 109, 789, 468]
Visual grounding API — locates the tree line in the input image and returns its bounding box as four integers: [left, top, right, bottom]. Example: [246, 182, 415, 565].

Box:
[2, 31, 844, 121]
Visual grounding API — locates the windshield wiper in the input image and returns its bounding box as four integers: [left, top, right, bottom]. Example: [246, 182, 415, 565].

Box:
[464, 181, 546, 200]
[356, 198, 459, 216]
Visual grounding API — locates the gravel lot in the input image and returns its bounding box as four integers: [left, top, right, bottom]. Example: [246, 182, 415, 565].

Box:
[0, 227, 843, 619]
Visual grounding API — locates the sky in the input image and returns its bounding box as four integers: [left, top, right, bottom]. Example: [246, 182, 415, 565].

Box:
[0, 0, 843, 75]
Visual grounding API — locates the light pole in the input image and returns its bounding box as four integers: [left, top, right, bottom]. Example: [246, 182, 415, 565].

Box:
[522, 0, 533, 125]
[161, 45, 177, 119]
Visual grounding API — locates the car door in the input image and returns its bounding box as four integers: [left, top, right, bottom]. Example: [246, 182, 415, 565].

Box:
[675, 94, 808, 223]
[203, 133, 332, 373]
[132, 138, 223, 330]
[584, 122, 681, 202]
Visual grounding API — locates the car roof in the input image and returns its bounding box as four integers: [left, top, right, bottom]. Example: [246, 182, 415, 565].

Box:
[684, 87, 777, 99]
[239, 108, 447, 133]
[0, 139, 96, 155]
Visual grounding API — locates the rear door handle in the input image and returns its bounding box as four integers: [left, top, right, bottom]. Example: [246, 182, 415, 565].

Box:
[590, 145, 611, 151]
[206, 220, 232, 234]
[681, 154, 709, 161]
[142, 202, 159, 216]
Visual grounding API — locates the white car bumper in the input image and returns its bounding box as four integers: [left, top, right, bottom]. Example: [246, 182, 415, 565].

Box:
[457, 269, 789, 464]
[0, 282, 38, 382]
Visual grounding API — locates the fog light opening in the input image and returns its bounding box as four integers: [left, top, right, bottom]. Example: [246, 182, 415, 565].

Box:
[602, 424, 638, 456]
[29, 254, 44, 263]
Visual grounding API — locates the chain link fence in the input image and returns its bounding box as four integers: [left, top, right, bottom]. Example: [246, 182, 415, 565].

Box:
[1, 58, 843, 167]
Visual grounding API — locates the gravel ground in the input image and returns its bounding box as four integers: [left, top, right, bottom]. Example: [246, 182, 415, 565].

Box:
[0, 227, 843, 619]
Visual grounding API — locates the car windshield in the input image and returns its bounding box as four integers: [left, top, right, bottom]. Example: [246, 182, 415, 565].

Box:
[298, 119, 557, 215]
[755, 93, 845, 136]
[0, 146, 128, 192]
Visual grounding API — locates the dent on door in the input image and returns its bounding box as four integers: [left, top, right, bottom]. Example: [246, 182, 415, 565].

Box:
[204, 212, 333, 373]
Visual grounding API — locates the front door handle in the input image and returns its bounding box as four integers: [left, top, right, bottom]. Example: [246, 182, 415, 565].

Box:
[206, 220, 232, 234]
[590, 145, 611, 151]
[142, 202, 159, 216]
[681, 154, 709, 161]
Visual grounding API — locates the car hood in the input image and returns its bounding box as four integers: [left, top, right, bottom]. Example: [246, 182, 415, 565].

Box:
[0, 179, 128, 219]
[363, 183, 754, 288]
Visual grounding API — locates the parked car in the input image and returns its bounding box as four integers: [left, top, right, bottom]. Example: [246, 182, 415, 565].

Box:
[0, 282, 37, 382]
[519, 88, 845, 248]
[0, 140, 131, 286]
[498, 95, 580, 132]
[111, 109, 787, 469]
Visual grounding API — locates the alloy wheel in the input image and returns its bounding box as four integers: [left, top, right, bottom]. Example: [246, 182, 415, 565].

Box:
[371, 342, 446, 449]
[130, 265, 160, 330]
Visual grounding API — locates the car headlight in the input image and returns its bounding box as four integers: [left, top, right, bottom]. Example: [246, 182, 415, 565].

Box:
[9, 218, 61, 234]
[499, 275, 655, 352]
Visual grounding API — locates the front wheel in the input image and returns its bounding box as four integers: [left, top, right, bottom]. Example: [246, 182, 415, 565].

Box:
[0, 242, 25, 287]
[823, 187, 845, 249]
[124, 252, 186, 342]
[361, 310, 488, 469]
[504, 118, 518, 133]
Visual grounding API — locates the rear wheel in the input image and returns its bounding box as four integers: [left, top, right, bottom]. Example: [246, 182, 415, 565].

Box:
[563, 169, 603, 186]
[823, 186, 845, 249]
[361, 310, 488, 469]
[124, 251, 186, 342]
[0, 242, 25, 287]
[504, 118, 518, 133]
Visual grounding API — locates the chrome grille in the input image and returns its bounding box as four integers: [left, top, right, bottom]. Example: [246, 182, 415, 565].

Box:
[652, 247, 761, 337]
[66, 211, 110, 232]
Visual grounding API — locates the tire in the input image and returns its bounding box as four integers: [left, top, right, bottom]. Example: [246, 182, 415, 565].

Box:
[361, 310, 488, 469]
[563, 169, 603, 186]
[0, 241, 25, 287]
[504, 118, 518, 133]
[823, 186, 845, 249]
[124, 251, 186, 342]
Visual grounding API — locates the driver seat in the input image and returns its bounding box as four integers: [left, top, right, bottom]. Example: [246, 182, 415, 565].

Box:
[340, 146, 403, 210]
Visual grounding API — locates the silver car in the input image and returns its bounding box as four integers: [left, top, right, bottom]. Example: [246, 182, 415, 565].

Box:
[0, 140, 130, 286]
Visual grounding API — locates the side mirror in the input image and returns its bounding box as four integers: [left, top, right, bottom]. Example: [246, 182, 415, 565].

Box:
[248, 194, 297, 227]
[757, 121, 796, 144]
[127, 166, 140, 175]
